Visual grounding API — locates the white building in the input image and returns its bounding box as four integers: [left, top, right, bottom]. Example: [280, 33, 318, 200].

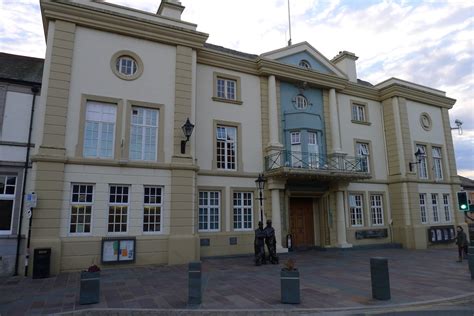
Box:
[23, 0, 465, 275]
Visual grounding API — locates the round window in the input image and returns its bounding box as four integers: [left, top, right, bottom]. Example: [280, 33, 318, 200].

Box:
[110, 50, 143, 81]
[116, 56, 137, 76]
[299, 60, 311, 69]
[295, 95, 308, 110]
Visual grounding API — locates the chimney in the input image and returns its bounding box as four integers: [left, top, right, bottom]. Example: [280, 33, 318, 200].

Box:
[331, 51, 358, 83]
[157, 0, 185, 20]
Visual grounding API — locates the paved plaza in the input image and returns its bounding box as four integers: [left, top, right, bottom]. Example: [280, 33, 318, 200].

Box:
[0, 248, 473, 315]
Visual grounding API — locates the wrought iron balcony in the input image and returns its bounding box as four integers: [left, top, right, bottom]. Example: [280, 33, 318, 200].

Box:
[264, 150, 371, 180]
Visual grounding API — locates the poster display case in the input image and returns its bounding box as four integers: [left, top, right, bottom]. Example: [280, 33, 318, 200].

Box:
[101, 237, 136, 264]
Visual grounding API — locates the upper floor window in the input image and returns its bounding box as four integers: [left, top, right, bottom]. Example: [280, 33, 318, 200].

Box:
[299, 60, 311, 69]
[432, 146, 443, 180]
[130, 107, 159, 161]
[84, 101, 116, 159]
[199, 191, 220, 232]
[217, 78, 236, 100]
[290, 131, 302, 168]
[416, 144, 428, 179]
[69, 184, 93, 234]
[419, 193, 427, 224]
[216, 125, 237, 170]
[308, 132, 319, 168]
[116, 56, 137, 77]
[0, 176, 16, 234]
[295, 94, 308, 110]
[349, 194, 364, 227]
[356, 142, 370, 172]
[352, 103, 366, 122]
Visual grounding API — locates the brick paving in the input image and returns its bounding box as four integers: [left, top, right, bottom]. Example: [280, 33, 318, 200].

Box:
[0, 248, 473, 315]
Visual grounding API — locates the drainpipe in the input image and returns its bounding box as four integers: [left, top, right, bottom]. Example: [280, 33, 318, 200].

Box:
[13, 85, 39, 276]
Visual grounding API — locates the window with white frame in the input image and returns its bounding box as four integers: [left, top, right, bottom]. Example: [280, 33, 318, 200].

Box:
[69, 184, 93, 234]
[351, 103, 366, 122]
[143, 186, 162, 233]
[431, 193, 439, 223]
[308, 132, 319, 168]
[108, 185, 129, 233]
[416, 144, 428, 179]
[432, 147, 443, 180]
[299, 60, 311, 69]
[217, 78, 236, 100]
[233, 192, 253, 230]
[84, 101, 116, 158]
[419, 193, 427, 224]
[349, 194, 364, 226]
[442, 193, 451, 222]
[130, 107, 158, 161]
[116, 56, 138, 76]
[356, 142, 370, 172]
[290, 131, 302, 167]
[198, 191, 220, 232]
[216, 126, 237, 170]
[295, 95, 308, 110]
[0, 176, 16, 234]
[370, 194, 384, 225]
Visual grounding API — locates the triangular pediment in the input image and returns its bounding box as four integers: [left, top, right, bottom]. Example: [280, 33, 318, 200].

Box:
[261, 42, 346, 78]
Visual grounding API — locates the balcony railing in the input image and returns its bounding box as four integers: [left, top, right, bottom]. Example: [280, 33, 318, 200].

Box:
[265, 150, 369, 174]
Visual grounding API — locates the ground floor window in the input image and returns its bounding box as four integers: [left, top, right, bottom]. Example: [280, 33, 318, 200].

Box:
[69, 184, 93, 234]
[349, 194, 363, 227]
[199, 191, 220, 232]
[370, 194, 384, 225]
[143, 186, 162, 233]
[431, 193, 439, 223]
[419, 193, 427, 224]
[442, 194, 451, 222]
[0, 175, 16, 234]
[233, 192, 253, 230]
[108, 185, 129, 233]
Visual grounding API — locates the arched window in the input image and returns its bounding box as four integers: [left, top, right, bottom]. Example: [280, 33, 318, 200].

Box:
[295, 94, 308, 110]
[299, 60, 311, 69]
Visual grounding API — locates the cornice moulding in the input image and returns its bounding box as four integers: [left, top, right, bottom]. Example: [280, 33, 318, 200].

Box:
[41, 2, 208, 49]
[197, 49, 259, 75]
[379, 84, 456, 109]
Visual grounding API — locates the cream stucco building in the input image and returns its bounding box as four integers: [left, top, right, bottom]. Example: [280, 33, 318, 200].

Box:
[26, 0, 465, 275]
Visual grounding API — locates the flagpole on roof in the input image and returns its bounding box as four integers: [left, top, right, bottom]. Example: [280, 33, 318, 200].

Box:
[287, 0, 292, 46]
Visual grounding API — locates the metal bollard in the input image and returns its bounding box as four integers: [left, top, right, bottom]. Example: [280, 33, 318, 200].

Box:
[188, 261, 202, 305]
[370, 257, 391, 300]
[468, 247, 474, 280]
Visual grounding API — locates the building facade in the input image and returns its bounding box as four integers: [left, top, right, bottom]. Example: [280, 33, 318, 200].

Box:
[27, 0, 465, 275]
[0, 53, 43, 276]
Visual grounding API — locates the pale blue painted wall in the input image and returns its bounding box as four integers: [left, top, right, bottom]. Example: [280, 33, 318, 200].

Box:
[280, 81, 327, 158]
[277, 51, 333, 74]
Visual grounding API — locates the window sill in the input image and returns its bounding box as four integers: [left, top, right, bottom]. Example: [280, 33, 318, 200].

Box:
[212, 97, 243, 105]
[351, 120, 371, 126]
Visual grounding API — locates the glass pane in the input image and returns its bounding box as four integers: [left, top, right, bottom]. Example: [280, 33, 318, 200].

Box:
[0, 200, 14, 231]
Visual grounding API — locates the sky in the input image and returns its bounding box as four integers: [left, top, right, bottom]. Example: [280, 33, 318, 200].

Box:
[0, 0, 473, 177]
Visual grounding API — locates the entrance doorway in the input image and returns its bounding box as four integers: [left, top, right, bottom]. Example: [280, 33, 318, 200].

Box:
[289, 198, 314, 249]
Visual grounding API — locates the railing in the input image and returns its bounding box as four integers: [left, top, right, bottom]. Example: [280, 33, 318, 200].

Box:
[265, 150, 368, 173]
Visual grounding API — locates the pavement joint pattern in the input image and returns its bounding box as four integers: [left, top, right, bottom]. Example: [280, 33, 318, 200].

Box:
[0, 248, 473, 315]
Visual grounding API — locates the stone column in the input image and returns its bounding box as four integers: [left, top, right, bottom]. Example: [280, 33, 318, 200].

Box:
[329, 88, 341, 153]
[336, 191, 351, 248]
[268, 75, 281, 147]
[268, 179, 287, 253]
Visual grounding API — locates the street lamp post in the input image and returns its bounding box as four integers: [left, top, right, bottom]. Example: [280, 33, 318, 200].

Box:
[255, 173, 266, 223]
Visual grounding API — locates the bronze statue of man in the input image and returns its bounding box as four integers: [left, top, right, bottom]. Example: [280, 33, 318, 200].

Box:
[264, 219, 279, 264]
[254, 221, 266, 266]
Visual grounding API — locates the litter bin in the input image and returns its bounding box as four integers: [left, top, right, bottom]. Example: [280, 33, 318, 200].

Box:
[33, 248, 51, 279]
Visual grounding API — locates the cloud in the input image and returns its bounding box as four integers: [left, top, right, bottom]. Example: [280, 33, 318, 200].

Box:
[1, 0, 472, 177]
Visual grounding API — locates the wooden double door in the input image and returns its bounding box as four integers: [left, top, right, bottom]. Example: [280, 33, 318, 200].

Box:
[289, 198, 314, 249]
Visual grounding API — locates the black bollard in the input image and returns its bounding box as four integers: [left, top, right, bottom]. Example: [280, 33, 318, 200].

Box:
[468, 247, 474, 280]
[370, 257, 391, 300]
[188, 262, 202, 305]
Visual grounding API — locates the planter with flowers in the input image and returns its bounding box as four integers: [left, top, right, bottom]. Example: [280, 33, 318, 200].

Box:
[79, 264, 101, 305]
[280, 259, 300, 304]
